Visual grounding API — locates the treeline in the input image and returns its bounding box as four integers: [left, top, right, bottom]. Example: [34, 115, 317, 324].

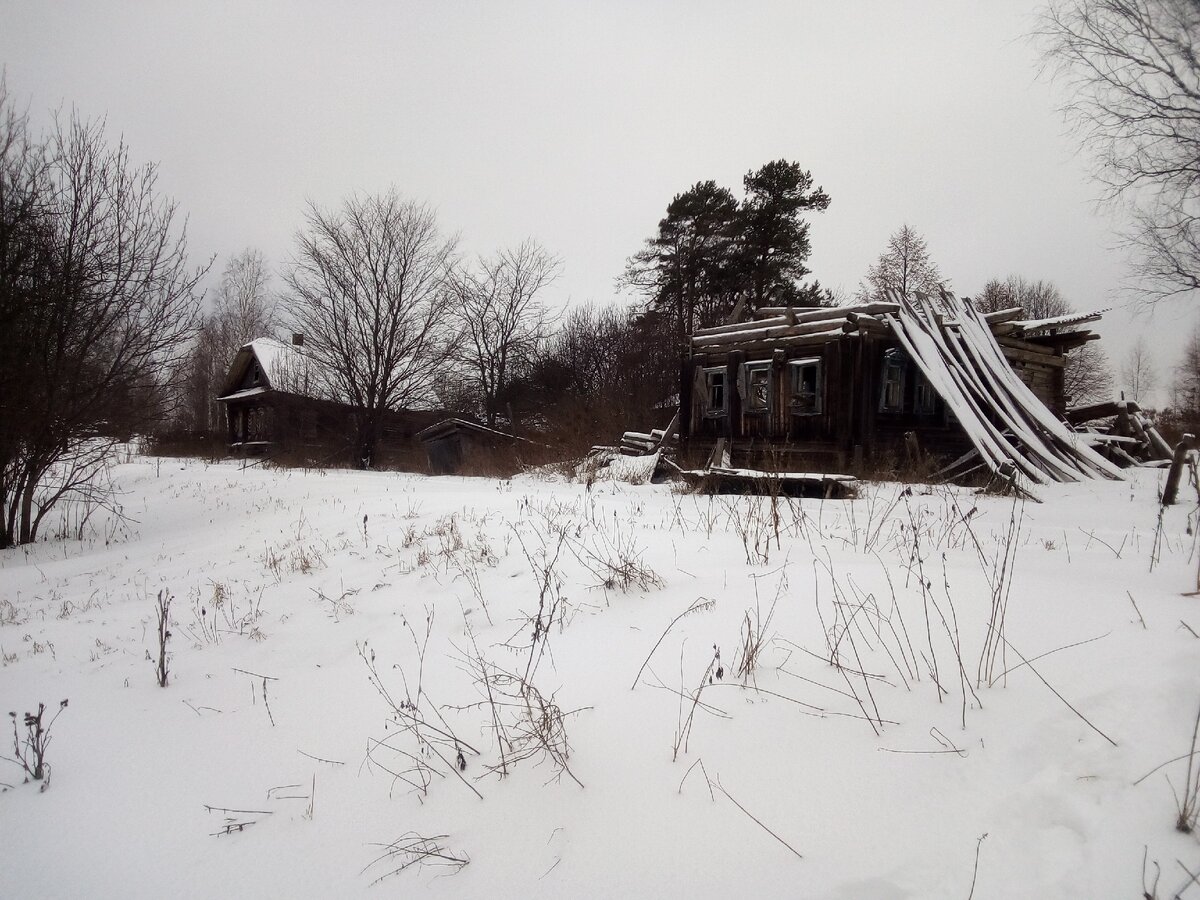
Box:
[173, 159, 838, 462]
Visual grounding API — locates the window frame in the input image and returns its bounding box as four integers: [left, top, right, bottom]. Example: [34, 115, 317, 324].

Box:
[703, 366, 727, 418]
[879, 348, 906, 413]
[742, 360, 773, 415]
[913, 372, 936, 416]
[788, 357, 823, 416]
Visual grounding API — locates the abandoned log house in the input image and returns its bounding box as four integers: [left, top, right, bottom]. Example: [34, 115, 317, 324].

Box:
[216, 336, 439, 466]
[680, 290, 1122, 484]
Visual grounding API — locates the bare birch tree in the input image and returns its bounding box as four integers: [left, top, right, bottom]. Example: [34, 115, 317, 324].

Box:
[1120, 335, 1159, 403]
[446, 239, 560, 428]
[182, 248, 277, 434]
[282, 191, 456, 467]
[1037, 0, 1200, 301]
[856, 224, 946, 302]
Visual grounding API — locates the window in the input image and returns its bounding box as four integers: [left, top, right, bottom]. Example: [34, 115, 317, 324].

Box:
[789, 358, 822, 415]
[914, 373, 936, 415]
[703, 368, 726, 417]
[744, 362, 771, 413]
[880, 348, 905, 412]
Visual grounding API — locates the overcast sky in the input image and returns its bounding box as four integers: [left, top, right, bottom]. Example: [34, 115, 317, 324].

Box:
[3, 1, 1193, 400]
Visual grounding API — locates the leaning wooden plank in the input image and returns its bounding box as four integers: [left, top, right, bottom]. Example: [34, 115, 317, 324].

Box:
[888, 314, 1023, 478]
[948, 292, 1123, 480]
[900, 310, 1057, 482]
[893, 293, 1065, 480]
[961, 298, 1122, 480]
[939, 325, 1082, 482]
[948, 298, 1099, 479]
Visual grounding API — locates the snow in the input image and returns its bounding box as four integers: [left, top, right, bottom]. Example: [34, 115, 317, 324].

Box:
[2, 457, 1200, 898]
[247, 337, 300, 387]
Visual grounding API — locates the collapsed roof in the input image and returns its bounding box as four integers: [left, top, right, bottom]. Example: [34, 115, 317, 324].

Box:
[689, 290, 1121, 485]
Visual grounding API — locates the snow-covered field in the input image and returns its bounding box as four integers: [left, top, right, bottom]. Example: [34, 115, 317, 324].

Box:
[2, 457, 1199, 898]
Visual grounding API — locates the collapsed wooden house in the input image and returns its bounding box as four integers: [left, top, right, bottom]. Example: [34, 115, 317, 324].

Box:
[216, 337, 439, 465]
[680, 290, 1123, 485]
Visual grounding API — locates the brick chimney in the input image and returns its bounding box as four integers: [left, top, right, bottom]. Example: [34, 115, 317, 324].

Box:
[292, 333, 304, 347]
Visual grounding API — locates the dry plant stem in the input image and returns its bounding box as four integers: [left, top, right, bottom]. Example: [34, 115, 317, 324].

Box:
[1142, 845, 1161, 899]
[631, 597, 716, 690]
[155, 589, 172, 687]
[709, 775, 803, 860]
[677, 757, 715, 800]
[1178, 859, 1200, 892]
[6, 699, 68, 783]
[674, 649, 719, 761]
[1127, 591, 1148, 629]
[1000, 635, 1118, 747]
[967, 833, 987, 900]
[978, 499, 1022, 688]
[993, 631, 1110, 682]
[361, 833, 469, 885]
[1175, 700, 1200, 833]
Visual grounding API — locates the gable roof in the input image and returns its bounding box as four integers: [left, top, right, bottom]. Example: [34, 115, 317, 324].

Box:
[216, 338, 316, 401]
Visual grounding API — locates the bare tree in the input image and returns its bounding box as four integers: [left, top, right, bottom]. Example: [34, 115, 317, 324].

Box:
[0, 89, 205, 547]
[282, 191, 456, 467]
[856, 224, 946, 301]
[212, 248, 276, 350]
[1037, 0, 1200, 301]
[1172, 323, 1200, 410]
[978, 276, 1072, 318]
[1120, 335, 1160, 403]
[446, 240, 560, 428]
[975, 274, 1112, 407]
[180, 249, 277, 435]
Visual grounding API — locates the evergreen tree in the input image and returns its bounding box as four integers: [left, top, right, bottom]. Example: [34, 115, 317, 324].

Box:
[621, 161, 831, 344]
[737, 160, 830, 309]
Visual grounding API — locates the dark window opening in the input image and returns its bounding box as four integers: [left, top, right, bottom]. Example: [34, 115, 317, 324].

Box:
[789, 358, 822, 415]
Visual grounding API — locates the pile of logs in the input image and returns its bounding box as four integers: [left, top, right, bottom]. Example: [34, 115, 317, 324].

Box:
[1066, 399, 1173, 466]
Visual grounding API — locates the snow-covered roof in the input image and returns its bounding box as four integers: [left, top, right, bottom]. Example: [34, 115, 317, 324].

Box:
[246, 338, 302, 387]
[216, 337, 318, 401]
[1011, 308, 1108, 335]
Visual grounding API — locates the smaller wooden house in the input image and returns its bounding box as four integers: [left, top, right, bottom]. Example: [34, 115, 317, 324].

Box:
[216, 337, 439, 465]
[681, 290, 1120, 484]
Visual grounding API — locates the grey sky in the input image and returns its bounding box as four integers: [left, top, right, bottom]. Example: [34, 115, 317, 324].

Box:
[3, 1, 1191, 400]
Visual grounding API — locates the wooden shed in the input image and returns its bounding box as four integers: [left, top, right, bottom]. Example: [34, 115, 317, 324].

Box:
[416, 418, 532, 475]
[681, 290, 1120, 484]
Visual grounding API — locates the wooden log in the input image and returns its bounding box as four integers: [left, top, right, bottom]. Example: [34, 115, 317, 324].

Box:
[1161, 434, 1195, 506]
[982, 307, 1026, 324]
[692, 317, 849, 348]
[756, 301, 898, 321]
[1141, 417, 1173, 460]
[693, 315, 791, 337]
[843, 313, 889, 334]
[694, 327, 849, 356]
[1065, 401, 1121, 424]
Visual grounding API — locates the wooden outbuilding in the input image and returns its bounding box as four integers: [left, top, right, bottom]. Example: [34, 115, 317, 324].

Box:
[416, 417, 534, 475]
[680, 290, 1121, 484]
